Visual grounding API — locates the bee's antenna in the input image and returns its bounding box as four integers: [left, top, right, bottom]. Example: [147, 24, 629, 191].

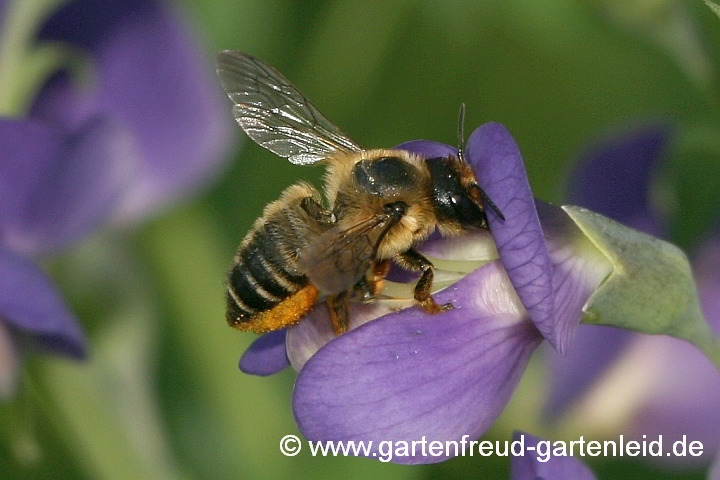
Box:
[457, 103, 466, 163]
[457, 104, 505, 221]
[470, 183, 506, 221]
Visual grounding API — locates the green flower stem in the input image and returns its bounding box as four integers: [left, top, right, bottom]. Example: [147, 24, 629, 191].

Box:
[28, 236, 192, 480]
[37, 314, 191, 480]
[0, 381, 42, 468]
[38, 365, 155, 480]
[706, 0, 720, 19]
[0, 0, 77, 116]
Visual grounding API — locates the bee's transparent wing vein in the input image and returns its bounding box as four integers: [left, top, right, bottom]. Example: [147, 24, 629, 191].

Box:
[217, 51, 362, 164]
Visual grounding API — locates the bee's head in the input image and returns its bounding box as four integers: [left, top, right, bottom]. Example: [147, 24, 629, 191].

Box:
[427, 156, 504, 232]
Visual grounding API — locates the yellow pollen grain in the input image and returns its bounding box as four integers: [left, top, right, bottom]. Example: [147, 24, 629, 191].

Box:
[230, 285, 318, 333]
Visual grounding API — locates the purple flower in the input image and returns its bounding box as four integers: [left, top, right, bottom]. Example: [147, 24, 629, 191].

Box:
[510, 431, 596, 480]
[546, 125, 720, 465]
[0, 0, 232, 397]
[35, 0, 233, 222]
[240, 123, 617, 463]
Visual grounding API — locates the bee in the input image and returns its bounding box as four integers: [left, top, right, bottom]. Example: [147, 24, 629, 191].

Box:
[217, 51, 504, 335]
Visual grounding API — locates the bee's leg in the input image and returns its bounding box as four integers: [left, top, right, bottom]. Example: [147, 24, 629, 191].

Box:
[300, 196, 335, 225]
[352, 276, 373, 301]
[351, 260, 391, 301]
[370, 259, 391, 296]
[395, 249, 453, 314]
[326, 291, 350, 335]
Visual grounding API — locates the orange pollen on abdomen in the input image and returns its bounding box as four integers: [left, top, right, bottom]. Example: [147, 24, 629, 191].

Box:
[231, 285, 318, 334]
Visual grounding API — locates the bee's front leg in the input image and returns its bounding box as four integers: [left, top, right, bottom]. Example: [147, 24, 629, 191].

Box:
[394, 249, 453, 314]
[326, 291, 350, 335]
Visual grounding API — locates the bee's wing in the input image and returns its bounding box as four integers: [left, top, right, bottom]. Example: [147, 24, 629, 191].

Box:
[216, 50, 362, 165]
[297, 214, 393, 295]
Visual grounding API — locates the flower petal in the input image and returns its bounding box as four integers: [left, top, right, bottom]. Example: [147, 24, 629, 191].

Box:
[0, 247, 86, 358]
[530, 200, 617, 415]
[238, 329, 290, 376]
[467, 123, 557, 350]
[544, 325, 633, 417]
[30, 70, 102, 131]
[620, 239, 720, 462]
[292, 261, 542, 464]
[288, 302, 396, 371]
[416, 229, 498, 262]
[568, 124, 670, 236]
[0, 117, 136, 254]
[535, 201, 613, 353]
[545, 125, 678, 419]
[624, 335, 720, 463]
[552, 331, 720, 464]
[38, 0, 234, 222]
[380, 201, 612, 407]
[510, 431, 596, 480]
[544, 238, 720, 462]
[395, 139, 457, 159]
[387, 201, 611, 377]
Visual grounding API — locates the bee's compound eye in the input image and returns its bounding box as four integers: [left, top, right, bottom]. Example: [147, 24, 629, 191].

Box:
[451, 193, 487, 228]
[451, 193, 474, 213]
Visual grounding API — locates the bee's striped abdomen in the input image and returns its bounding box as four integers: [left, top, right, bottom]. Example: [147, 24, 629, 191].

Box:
[227, 199, 328, 331]
[226, 182, 330, 333]
[227, 230, 306, 320]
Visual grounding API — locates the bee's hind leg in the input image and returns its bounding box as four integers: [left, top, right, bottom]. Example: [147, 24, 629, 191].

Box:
[395, 249, 453, 314]
[326, 291, 349, 335]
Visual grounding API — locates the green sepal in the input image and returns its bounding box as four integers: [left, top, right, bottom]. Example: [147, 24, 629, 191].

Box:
[563, 205, 720, 369]
[705, 0, 720, 20]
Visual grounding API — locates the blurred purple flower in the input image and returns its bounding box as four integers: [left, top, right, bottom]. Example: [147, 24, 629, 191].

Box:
[546, 125, 720, 465]
[510, 431, 596, 480]
[36, 0, 233, 221]
[239, 123, 613, 463]
[0, 0, 233, 396]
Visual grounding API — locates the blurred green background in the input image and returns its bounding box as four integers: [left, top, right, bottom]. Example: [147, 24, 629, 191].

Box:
[3, 0, 720, 479]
